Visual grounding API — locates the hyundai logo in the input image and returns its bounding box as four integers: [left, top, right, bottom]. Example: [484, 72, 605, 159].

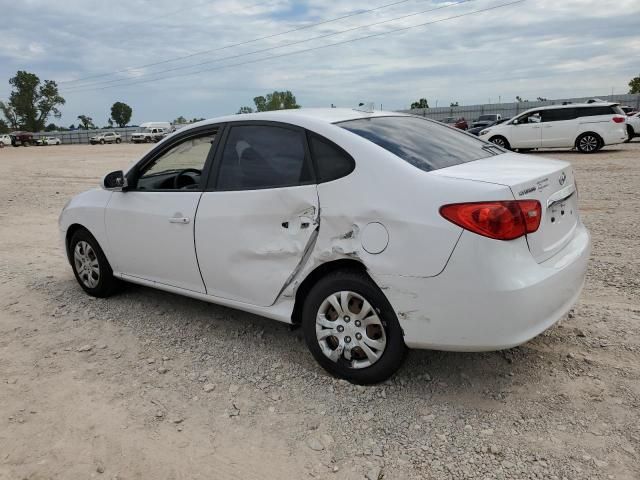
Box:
[558, 172, 567, 186]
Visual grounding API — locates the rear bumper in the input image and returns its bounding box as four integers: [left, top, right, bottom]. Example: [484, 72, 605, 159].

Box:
[375, 222, 591, 351]
[601, 126, 628, 145]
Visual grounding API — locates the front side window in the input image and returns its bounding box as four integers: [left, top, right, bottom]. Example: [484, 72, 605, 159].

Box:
[216, 125, 312, 190]
[338, 116, 495, 173]
[136, 132, 216, 190]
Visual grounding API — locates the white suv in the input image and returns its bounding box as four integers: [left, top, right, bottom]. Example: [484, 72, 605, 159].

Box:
[479, 103, 627, 153]
[90, 132, 122, 145]
[0, 134, 11, 147]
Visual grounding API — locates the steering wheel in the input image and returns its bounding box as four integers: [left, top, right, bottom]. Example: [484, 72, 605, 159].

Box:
[173, 168, 201, 189]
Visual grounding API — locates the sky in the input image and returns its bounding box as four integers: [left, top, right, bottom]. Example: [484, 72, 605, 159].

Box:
[1, 0, 639, 126]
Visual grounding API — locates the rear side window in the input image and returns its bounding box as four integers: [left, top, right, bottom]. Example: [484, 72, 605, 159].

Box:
[308, 134, 355, 182]
[541, 108, 576, 122]
[216, 125, 313, 190]
[576, 106, 617, 117]
[338, 116, 494, 173]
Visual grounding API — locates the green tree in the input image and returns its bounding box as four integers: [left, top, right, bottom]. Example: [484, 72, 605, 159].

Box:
[0, 119, 8, 134]
[450, 101, 459, 107]
[107, 118, 114, 128]
[629, 74, 640, 94]
[237, 106, 253, 114]
[410, 98, 429, 109]
[190, 117, 205, 123]
[45, 123, 58, 132]
[252, 90, 300, 112]
[0, 70, 65, 132]
[110, 101, 132, 127]
[516, 96, 529, 103]
[173, 115, 188, 124]
[77, 115, 95, 129]
[536, 97, 548, 102]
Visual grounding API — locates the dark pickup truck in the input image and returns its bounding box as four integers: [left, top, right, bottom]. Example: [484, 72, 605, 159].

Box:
[10, 131, 35, 146]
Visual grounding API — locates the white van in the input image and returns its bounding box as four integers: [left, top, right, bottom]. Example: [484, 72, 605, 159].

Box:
[479, 103, 627, 153]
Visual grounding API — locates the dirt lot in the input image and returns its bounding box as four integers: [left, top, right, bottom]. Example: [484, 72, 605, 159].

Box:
[1, 141, 639, 480]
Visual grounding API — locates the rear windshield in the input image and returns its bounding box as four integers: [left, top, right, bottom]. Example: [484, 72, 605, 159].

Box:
[337, 116, 496, 172]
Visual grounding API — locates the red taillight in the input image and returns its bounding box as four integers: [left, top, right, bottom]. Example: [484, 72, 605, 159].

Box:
[440, 200, 542, 240]
[612, 116, 625, 123]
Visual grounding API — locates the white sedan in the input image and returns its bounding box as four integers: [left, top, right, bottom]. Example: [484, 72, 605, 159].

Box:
[59, 109, 590, 384]
[627, 112, 640, 141]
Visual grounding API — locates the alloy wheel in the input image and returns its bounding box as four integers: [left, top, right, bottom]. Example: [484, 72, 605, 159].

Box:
[74, 241, 100, 288]
[491, 137, 506, 147]
[579, 135, 598, 152]
[315, 291, 387, 369]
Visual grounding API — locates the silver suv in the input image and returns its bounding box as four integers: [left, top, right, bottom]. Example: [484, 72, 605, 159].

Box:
[90, 132, 122, 145]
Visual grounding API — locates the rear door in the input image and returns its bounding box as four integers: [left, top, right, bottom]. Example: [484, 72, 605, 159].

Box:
[509, 111, 543, 148]
[195, 122, 319, 306]
[541, 108, 577, 147]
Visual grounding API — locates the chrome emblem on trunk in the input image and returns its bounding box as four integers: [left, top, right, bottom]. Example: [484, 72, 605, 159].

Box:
[558, 172, 567, 186]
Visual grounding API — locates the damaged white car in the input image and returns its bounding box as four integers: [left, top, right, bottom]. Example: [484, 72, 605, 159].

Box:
[59, 109, 591, 384]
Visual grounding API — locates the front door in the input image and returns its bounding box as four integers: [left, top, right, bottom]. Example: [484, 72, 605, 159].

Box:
[509, 111, 543, 148]
[105, 130, 218, 293]
[195, 123, 319, 306]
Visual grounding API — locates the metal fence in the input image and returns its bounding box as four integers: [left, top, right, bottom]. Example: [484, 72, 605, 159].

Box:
[31, 127, 142, 145]
[399, 94, 640, 122]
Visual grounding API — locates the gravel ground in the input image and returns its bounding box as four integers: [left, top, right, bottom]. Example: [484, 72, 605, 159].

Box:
[0, 141, 639, 479]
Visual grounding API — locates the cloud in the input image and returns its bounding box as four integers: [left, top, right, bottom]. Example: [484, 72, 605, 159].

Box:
[0, 0, 638, 125]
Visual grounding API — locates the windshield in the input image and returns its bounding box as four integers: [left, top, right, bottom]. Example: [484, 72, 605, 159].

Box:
[338, 116, 498, 173]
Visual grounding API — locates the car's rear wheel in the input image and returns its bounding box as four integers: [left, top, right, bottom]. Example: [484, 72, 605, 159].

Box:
[69, 229, 119, 298]
[626, 125, 635, 143]
[302, 270, 406, 384]
[576, 133, 601, 153]
[489, 135, 510, 149]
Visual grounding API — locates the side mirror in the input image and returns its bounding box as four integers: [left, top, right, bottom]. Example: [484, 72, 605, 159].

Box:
[102, 170, 128, 191]
[512, 119, 519, 125]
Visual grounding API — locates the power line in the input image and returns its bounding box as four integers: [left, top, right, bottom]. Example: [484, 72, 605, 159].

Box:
[63, 0, 476, 92]
[63, 0, 525, 95]
[60, 0, 435, 86]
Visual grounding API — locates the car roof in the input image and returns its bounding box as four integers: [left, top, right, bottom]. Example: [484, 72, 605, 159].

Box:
[185, 108, 411, 130]
[519, 102, 620, 114]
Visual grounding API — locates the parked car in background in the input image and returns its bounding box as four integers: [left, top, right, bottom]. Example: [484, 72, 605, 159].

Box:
[59, 108, 590, 384]
[10, 131, 34, 146]
[479, 103, 627, 153]
[472, 114, 502, 129]
[442, 117, 468, 130]
[90, 132, 122, 145]
[37, 136, 62, 146]
[468, 117, 510, 136]
[131, 127, 169, 143]
[0, 134, 11, 147]
[626, 112, 640, 142]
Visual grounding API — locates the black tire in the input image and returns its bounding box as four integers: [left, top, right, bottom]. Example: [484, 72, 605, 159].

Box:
[115, 138, 121, 144]
[301, 269, 407, 384]
[22, 141, 30, 147]
[517, 148, 533, 153]
[489, 135, 510, 149]
[100, 139, 105, 145]
[69, 228, 120, 298]
[576, 132, 601, 153]
[625, 125, 635, 143]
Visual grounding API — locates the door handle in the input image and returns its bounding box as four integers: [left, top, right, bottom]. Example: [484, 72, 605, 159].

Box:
[169, 217, 190, 224]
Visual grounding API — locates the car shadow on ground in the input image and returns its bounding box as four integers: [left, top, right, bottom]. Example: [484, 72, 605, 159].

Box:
[55, 279, 550, 396]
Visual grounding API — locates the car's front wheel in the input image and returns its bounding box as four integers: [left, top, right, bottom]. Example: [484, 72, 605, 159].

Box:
[302, 269, 406, 384]
[115, 138, 121, 144]
[69, 229, 119, 297]
[489, 135, 510, 149]
[100, 139, 105, 145]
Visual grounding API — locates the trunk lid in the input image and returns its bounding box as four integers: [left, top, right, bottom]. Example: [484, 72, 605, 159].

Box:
[432, 152, 579, 263]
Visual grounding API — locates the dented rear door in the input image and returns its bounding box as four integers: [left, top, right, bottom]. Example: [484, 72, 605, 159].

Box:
[195, 122, 319, 306]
